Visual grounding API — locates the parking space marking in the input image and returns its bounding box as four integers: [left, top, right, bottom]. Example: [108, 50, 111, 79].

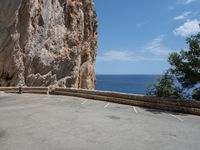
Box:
[104, 103, 110, 108]
[170, 114, 184, 122]
[0, 91, 5, 96]
[133, 106, 138, 113]
[81, 100, 88, 105]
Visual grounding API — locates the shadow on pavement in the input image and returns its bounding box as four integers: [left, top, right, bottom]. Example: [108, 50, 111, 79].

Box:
[144, 108, 188, 116]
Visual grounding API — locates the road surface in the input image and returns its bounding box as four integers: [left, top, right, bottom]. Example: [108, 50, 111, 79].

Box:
[0, 93, 200, 150]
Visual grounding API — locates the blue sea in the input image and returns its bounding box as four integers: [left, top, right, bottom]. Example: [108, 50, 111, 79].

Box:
[95, 75, 161, 95]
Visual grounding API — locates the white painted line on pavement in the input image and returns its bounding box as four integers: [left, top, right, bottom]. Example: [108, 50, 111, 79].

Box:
[0, 91, 7, 96]
[104, 103, 110, 108]
[170, 114, 184, 122]
[81, 100, 88, 105]
[133, 106, 138, 113]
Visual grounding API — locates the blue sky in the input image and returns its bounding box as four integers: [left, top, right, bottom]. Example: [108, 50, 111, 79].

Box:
[94, 0, 200, 75]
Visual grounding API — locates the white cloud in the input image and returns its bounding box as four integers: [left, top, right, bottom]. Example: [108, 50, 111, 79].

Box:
[97, 35, 173, 62]
[169, 0, 195, 10]
[168, 6, 175, 10]
[178, 0, 195, 4]
[98, 51, 131, 62]
[185, 0, 195, 4]
[174, 19, 200, 37]
[97, 50, 163, 62]
[145, 35, 172, 56]
[174, 11, 192, 20]
[137, 21, 150, 28]
[177, 0, 195, 4]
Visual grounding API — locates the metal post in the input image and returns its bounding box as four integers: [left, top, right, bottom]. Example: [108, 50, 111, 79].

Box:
[19, 85, 22, 94]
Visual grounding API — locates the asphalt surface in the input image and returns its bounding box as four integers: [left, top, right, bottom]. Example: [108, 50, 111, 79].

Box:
[0, 92, 200, 150]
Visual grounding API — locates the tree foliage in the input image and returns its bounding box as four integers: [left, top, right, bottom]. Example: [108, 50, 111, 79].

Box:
[146, 32, 200, 100]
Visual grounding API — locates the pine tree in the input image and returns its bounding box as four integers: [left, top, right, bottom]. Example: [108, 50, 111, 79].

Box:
[146, 32, 200, 100]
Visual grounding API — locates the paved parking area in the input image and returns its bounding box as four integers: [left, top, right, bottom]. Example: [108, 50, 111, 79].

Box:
[0, 93, 200, 150]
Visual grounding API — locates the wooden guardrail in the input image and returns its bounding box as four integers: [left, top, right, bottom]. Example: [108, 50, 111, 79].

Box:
[54, 88, 200, 116]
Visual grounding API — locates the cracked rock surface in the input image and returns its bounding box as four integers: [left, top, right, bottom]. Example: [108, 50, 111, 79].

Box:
[0, 0, 98, 89]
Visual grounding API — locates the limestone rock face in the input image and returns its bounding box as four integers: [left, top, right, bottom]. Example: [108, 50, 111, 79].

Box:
[0, 0, 98, 89]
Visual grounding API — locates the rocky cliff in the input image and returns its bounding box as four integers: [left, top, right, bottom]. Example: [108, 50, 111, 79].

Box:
[0, 0, 98, 89]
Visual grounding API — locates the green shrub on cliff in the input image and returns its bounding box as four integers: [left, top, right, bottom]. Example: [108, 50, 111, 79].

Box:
[146, 32, 200, 100]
